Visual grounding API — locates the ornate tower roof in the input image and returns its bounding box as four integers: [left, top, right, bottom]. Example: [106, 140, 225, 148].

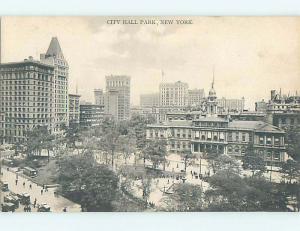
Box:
[46, 37, 64, 59]
[208, 70, 216, 99]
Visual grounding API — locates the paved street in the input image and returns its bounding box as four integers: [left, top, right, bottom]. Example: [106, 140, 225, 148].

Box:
[1, 168, 81, 212]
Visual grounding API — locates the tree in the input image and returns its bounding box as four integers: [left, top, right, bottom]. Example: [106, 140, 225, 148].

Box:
[204, 146, 222, 174]
[61, 123, 82, 149]
[285, 127, 300, 161]
[214, 154, 241, 177]
[143, 139, 167, 169]
[119, 133, 137, 164]
[242, 144, 266, 176]
[97, 118, 121, 168]
[57, 152, 119, 211]
[139, 177, 152, 204]
[280, 159, 300, 184]
[180, 149, 196, 173]
[164, 183, 203, 211]
[25, 125, 52, 157]
[205, 170, 287, 211]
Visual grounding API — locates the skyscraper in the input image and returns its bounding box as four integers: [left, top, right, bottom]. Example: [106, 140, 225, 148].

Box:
[104, 75, 130, 121]
[0, 58, 55, 143]
[40, 37, 69, 132]
[159, 81, 189, 107]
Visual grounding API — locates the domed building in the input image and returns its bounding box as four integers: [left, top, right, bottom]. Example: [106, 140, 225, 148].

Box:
[206, 77, 218, 116]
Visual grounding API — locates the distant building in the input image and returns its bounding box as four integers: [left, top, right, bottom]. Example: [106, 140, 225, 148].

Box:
[140, 93, 159, 108]
[80, 103, 104, 128]
[217, 97, 245, 113]
[40, 37, 69, 132]
[104, 89, 119, 119]
[188, 89, 205, 107]
[94, 89, 105, 106]
[255, 99, 268, 112]
[147, 79, 286, 166]
[69, 94, 81, 125]
[266, 89, 300, 130]
[0, 58, 55, 143]
[105, 75, 131, 121]
[159, 81, 189, 107]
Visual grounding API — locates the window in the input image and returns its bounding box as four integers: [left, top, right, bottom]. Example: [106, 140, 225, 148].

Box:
[242, 133, 246, 142]
[274, 137, 280, 146]
[266, 137, 272, 145]
[274, 152, 280, 160]
[259, 137, 264, 145]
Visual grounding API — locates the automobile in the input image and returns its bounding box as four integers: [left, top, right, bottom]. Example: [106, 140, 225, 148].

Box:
[1, 202, 16, 212]
[4, 195, 20, 209]
[1, 181, 9, 192]
[37, 203, 51, 212]
[17, 192, 31, 205]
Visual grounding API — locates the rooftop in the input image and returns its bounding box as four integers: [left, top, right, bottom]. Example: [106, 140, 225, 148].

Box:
[228, 120, 284, 133]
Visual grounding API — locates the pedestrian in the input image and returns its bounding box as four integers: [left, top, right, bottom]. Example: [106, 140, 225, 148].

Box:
[34, 198, 37, 208]
[41, 189, 43, 195]
[15, 179, 18, 185]
[42, 184, 45, 189]
[29, 184, 32, 189]
[167, 179, 170, 184]
[23, 182, 25, 187]
[63, 207, 67, 212]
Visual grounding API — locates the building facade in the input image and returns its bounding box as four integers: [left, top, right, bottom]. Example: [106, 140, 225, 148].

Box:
[217, 97, 245, 113]
[147, 80, 286, 166]
[80, 104, 104, 128]
[0, 59, 55, 143]
[40, 37, 69, 132]
[140, 93, 159, 108]
[94, 89, 105, 106]
[255, 99, 268, 112]
[188, 89, 205, 107]
[69, 94, 81, 125]
[105, 75, 131, 121]
[159, 81, 189, 107]
[147, 118, 286, 166]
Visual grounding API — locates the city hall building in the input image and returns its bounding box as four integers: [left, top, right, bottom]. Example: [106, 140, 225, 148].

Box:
[146, 80, 286, 166]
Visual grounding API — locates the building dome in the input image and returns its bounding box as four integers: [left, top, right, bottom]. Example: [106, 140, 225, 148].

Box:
[209, 87, 216, 96]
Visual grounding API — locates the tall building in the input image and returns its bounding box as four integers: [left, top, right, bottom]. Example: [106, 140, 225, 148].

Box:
[40, 37, 69, 133]
[159, 81, 189, 107]
[140, 93, 159, 108]
[105, 75, 131, 121]
[188, 89, 205, 107]
[80, 103, 104, 128]
[94, 89, 105, 106]
[0, 58, 55, 143]
[69, 94, 81, 125]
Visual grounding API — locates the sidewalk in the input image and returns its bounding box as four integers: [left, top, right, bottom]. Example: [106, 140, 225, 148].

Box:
[1, 168, 81, 212]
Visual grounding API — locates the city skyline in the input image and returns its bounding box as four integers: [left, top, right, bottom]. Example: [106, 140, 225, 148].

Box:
[1, 16, 300, 109]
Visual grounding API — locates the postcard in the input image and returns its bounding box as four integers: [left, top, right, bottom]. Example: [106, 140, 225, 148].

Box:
[0, 16, 299, 212]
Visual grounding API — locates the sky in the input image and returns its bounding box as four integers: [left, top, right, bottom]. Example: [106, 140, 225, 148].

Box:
[1, 16, 300, 109]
